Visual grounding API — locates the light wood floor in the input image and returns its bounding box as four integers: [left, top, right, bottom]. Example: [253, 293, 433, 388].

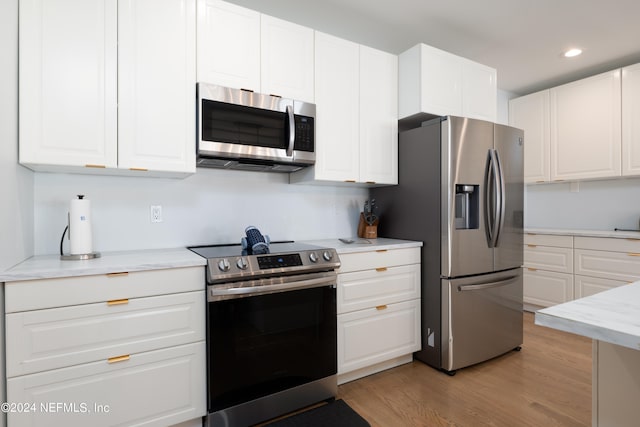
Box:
[338, 312, 592, 427]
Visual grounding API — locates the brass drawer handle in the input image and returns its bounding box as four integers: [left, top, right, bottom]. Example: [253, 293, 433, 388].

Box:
[527, 267, 538, 271]
[625, 238, 640, 242]
[365, 181, 376, 184]
[107, 272, 129, 277]
[344, 180, 356, 183]
[108, 355, 130, 364]
[85, 164, 106, 168]
[376, 305, 388, 310]
[375, 249, 388, 253]
[107, 298, 129, 306]
[627, 253, 640, 257]
[527, 244, 537, 248]
[376, 267, 388, 272]
[129, 167, 148, 172]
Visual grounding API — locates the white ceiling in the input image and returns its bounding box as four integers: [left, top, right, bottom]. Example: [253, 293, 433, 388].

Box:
[226, 0, 640, 95]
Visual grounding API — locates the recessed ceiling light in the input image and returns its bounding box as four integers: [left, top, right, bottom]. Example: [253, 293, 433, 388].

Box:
[563, 48, 583, 58]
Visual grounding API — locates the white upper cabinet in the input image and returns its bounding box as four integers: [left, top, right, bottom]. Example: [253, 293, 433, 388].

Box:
[19, 0, 118, 170]
[291, 32, 397, 186]
[399, 43, 497, 122]
[359, 45, 398, 185]
[509, 90, 551, 183]
[196, 0, 260, 91]
[19, 0, 196, 177]
[118, 0, 196, 175]
[310, 32, 360, 182]
[549, 69, 621, 181]
[622, 63, 640, 176]
[261, 15, 314, 102]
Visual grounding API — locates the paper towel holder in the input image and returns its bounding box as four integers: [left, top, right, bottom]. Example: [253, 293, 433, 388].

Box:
[59, 195, 101, 261]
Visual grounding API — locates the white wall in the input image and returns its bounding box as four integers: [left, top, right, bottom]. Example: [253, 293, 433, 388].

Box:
[525, 178, 640, 230]
[0, 0, 34, 272]
[34, 169, 368, 255]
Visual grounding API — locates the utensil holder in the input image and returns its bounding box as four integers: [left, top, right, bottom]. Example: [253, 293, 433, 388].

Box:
[357, 212, 378, 239]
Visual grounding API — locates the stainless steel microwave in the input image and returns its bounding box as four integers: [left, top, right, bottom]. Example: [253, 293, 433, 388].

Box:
[196, 83, 315, 172]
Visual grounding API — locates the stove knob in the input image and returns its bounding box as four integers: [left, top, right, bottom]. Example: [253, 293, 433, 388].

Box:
[309, 252, 318, 263]
[236, 257, 248, 270]
[217, 258, 231, 272]
[322, 251, 333, 261]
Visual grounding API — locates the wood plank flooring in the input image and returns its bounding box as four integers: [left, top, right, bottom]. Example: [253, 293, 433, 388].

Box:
[338, 312, 592, 427]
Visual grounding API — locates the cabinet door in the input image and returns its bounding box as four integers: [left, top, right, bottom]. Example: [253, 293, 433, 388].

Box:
[196, 0, 260, 91]
[19, 0, 117, 170]
[118, 0, 196, 175]
[509, 90, 551, 183]
[524, 244, 573, 273]
[461, 58, 497, 122]
[622, 63, 640, 176]
[574, 274, 629, 298]
[337, 299, 420, 375]
[312, 31, 360, 182]
[359, 46, 398, 185]
[550, 70, 621, 181]
[261, 15, 314, 102]
[418, 44, 462, 117]
[574, 249, 640, 282]
[7, 342, 206, 427]
[523, 268, 573, 307]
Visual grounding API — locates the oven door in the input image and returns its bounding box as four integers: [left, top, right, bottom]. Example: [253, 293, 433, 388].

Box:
[207, 278, 336, 412]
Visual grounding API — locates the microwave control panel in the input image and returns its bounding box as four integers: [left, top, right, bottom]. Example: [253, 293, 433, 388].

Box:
[294, 116, 314, 152]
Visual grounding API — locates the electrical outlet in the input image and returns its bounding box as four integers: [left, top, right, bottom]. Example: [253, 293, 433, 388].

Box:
[150, 205, 162, 223]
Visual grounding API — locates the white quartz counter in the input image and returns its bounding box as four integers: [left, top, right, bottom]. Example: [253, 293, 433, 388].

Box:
[526, 228, 640, 239]
[535, 281, 640, 351]
[303, 237, 422, 254]
[0, 248, 206, 282]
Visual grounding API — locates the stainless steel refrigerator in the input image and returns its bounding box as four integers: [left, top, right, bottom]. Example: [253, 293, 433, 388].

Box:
[371, 116, 524, 374]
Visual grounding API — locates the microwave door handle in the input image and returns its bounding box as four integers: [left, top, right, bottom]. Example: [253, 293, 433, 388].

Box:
[286, 105, 295, 157]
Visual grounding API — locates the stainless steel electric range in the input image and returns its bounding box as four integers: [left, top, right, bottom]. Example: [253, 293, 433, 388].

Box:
[188, 241, 340, 427]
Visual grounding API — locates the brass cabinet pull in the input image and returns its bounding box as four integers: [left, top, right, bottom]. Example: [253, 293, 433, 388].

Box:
[375, 267, 388, 272]
[108, 355, 130, 364]
[107, 298, 129, 306]
[375, 249, 387, 253]
[129, 167, 148, 172]
[85, 164, 106, 169]
[527, 267, 537, 271]
[344, 180, 356, 183]
[527, 233, 537, 236]
[626, 238, 640, 242]
[627, 253, 640, 257]
[106, 272, 129, 277]
[375, 305, 388, 311]
[527, 244, 537, 248]
[365, 181, 376, 184]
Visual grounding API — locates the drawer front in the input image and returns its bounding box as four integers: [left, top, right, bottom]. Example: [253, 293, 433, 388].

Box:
[523, 245, 573, 273]
[574, 275, 629, 299]
[6, 291, 205, 377]
[7, 342, 206, 427]
[338, 247, 420, 273]
[5, 266, 204, 312]
[524, 233, 573, 248]
[523, 268, 573, 307]
[574, 249, 640, 282]
[574, 236, 640, 253]
[337, 299, 420, 375]
[337, 264, 420, 314]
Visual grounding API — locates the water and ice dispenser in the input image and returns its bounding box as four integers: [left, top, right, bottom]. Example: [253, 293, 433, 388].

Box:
[455, 184, 479, 229]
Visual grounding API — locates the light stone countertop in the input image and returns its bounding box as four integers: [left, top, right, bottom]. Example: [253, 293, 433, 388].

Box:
[303, 237, 422, 254]
[535, 281, 640, 351]
[526, 228, 640, 239]
[0, 247, 207, 283]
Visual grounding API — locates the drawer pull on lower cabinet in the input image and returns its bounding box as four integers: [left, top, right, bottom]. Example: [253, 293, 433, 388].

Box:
[107, 298, 129, 306]
[527, 244, 537, 248]
[375, 305, 388, 311]
[375, 249, 388, 253]
[108, 355, 130, 364]
[107, 272, 129, 278]
[627, 253, 640, 257]
[375, 267, 388, 272]
[527, 267, 537, 271]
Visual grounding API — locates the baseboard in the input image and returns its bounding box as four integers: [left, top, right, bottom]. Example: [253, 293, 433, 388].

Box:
[337, 354, 413, 385]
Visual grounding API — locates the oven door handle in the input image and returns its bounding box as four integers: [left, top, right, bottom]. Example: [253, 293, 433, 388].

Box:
[208, 275, 336, 301]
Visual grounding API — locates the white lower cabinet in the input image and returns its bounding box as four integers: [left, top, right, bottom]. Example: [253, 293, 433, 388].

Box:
[523, 268, 573, 307]
[7, 342, 206, 427]
[336, 247, 421, 384]
[4, 267, 206, 426]
[575, 275, 629, 298]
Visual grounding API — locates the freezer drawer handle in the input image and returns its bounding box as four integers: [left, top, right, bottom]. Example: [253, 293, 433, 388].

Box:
[457, 275, 518, 292]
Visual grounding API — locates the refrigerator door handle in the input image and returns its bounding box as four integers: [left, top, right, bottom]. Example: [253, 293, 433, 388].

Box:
[493, 149, 506, 247]
[485, 149, 501, 248]
[457, 275, 518, 292]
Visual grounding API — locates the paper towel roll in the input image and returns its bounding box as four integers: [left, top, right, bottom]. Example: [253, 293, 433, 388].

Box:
[69, 196, 93, 255]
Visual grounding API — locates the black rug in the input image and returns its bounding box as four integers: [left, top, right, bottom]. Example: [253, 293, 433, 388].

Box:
[265, 399, 370, 427]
